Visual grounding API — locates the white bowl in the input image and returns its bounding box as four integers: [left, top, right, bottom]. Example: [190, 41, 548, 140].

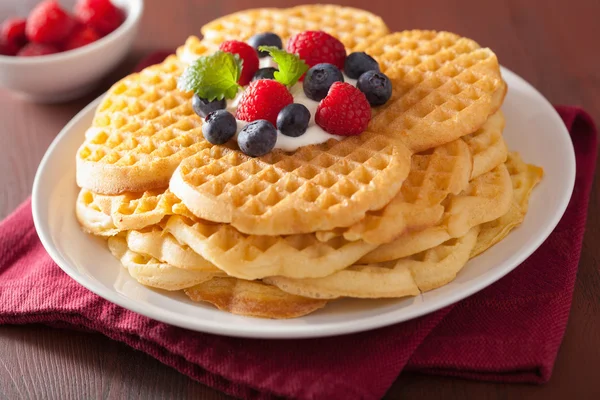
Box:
[0, 0, 143, 103]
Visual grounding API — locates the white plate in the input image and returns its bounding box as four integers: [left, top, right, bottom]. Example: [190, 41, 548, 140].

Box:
[32, 67, 575, 339]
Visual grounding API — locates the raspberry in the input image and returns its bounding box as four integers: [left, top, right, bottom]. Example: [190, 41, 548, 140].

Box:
[63, 26, 100, 51]
[74, 0, 124, 37]
[26, 0, 76, 45]
[1, 18, 27, 48]
[0, 38, 21, 56]
[17, 42, 59, 57]
[219, 40, 259, 86]
[236, 80, 293, 125]
[287, 31, 347, 73]
[316, 82, 371, 136]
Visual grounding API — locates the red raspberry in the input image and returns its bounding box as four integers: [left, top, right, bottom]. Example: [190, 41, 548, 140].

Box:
[74, 0, 124, 37]
[17, 42, 59, 57]
[219, 40, 259, 86]
[63, 26, 100, 51]
[1, 18, 27, 48]
[236, 80, 293, 125]
[0, 38, 21, 56]
[287, 31, 346, 72]
[316, 82, 371, 136]
[26, 0, 75, 45]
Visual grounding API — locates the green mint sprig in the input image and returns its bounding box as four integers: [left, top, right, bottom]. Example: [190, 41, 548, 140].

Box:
[258, 46, 309, 87]
[177, 51, 243, 101]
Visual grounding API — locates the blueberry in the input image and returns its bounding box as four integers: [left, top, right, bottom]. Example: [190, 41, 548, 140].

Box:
[357, 71, 392, 106]
[344, 52, 380, 80]
[277, 104, 310, 137]
[252, 67, 278, 81]
[248, 32, 283, 57]
[202, 110, 237, 145]
[238, 120, 277, 157]
[192, 93, 226, 118]
[303, 63, 344, 101]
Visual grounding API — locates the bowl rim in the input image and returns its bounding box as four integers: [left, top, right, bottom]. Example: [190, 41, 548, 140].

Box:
[0, 0, 144, 64]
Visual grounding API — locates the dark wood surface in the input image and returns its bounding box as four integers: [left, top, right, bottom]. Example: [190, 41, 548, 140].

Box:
[1, 0, 599, 398]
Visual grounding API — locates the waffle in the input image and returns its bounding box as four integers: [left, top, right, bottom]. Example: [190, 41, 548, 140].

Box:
[265, 226, 479, 299]
[359, 162, 513, 264]
[471, 153, 543, 257]
[197, 5, 389, 53]
[184, 277, 327, 319]
[365, 31, 506, 152]
[107, 235, 218, 290]
[462, 110, 508, 179]
[76, 55, 212, 194]
[163, 215, 378, 280]
[316, 138, 472, 244]
[75, 188, 195, 236]
[126, 227, 222, 272]
[170, 132, 413, 235]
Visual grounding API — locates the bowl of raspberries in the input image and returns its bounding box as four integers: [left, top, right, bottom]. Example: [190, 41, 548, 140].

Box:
[0, 0, 143, 102]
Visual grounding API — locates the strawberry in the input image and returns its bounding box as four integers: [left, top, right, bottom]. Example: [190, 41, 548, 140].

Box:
[74, 0, 124, 37]
[17, 42, 59, 57]
[219, 40, 259, 86]
[236, 80, 293, 125]
[316, 82, 371, 136]
[287, 31, 346, 73]
[26, 0, 76, 45]
[63, 26, 100, 51]
[1, 18, 27, 48]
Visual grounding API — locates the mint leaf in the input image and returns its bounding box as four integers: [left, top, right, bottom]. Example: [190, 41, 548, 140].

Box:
[177, 51, 243, 101]
[258, 46, 309, 87]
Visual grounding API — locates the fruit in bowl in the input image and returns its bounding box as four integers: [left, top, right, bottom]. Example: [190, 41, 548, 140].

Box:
[0, 0, 124, 57]
[0, 0, 142, 102]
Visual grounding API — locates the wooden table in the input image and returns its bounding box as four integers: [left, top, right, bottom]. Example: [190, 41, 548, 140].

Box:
[1, 0, 599, 398]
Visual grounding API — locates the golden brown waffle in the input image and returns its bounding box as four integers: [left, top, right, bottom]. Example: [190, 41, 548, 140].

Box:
[364, 31, 506, 152]
[170, 132, 412, 235]
[126, 227, 222, 272]
[359, 162, 513, 264]
[76, 56, 212, 194]
[462, 111, 507, 179]
[471, 153, 543, 257]
[316, 138, 472, 244]
[163, 215, 377, 280]
[197, 5, 389, 53]
[108, 235, 218, 290]
[265, 226, 479, 299]
[75, 188, 193, 235]
[185, 277, 327, 318]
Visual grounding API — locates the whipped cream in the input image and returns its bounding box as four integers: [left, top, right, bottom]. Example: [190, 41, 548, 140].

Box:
[228, 74, 363, 152]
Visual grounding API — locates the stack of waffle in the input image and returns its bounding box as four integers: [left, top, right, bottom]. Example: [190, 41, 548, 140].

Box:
[75, 5, 543, 318]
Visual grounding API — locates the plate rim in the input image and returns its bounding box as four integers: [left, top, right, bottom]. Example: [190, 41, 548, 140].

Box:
[31, 66, 576, 339]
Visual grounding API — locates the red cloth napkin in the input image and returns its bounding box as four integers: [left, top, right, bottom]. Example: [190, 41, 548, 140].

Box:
[0, 53, 597, 400]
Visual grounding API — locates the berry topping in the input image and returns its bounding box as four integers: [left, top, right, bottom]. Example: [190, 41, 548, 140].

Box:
[357, 70, 392, 106]
[178, 51, 242, 101]
[287, 31, 346, 73]
[303, 63, 344, 101]
[26, 0, 76, 45]
[316, 82, 371, 136]
[344, 52, 379, 80]
[236, 79, 293, 126]
[219, 40, 259, 86]
[1, 18, 27, 48]
[202, 110, 237, 145]
[248, 32, 282, 58]
[277, 104, 311, 137]
[62, 26, 100, 51]
[258, 46, 308, 87]
[192, 94, 226, 118]
[17, 42, 59, 57]
[238, 120, 277, 157]
[74, 0, 124, 37]
[252, 67, 277, 81]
